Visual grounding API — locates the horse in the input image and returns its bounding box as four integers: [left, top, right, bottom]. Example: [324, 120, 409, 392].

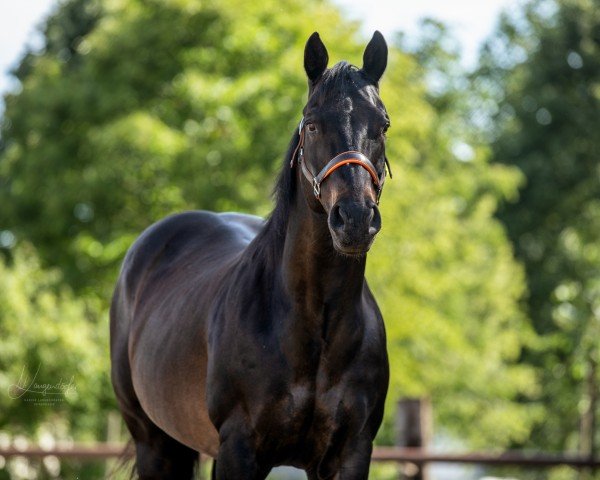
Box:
[110, 31, 390, 479]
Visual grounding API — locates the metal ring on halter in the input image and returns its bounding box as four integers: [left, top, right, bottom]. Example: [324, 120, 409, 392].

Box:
[313, 179, 320, 198]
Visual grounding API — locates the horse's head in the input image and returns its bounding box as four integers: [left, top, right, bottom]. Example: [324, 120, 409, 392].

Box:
[297, 31, 389, 256]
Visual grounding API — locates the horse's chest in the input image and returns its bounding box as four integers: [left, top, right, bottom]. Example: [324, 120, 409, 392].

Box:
[252, 363, 363, 459]
[277, 381, 317, 430]
[254, 331, 369, 434]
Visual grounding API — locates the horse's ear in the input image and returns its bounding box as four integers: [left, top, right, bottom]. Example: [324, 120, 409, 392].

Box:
[304, 32, 329, 83]
[362, 31, 388, 84]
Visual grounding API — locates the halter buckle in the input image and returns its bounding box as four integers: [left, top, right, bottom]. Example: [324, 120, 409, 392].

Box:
[313, 178, 321, 198]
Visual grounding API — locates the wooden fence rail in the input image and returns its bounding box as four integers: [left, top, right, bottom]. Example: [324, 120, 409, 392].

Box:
[2, 399, 597, 479]
[372, 447, 600, 468]
[1, 444, 600, 469]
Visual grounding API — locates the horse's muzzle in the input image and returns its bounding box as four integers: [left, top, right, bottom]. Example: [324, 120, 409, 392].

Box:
[328, 200, 381, 254]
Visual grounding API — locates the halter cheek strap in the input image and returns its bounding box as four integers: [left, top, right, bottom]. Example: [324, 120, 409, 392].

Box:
[290, 118, 389, 203]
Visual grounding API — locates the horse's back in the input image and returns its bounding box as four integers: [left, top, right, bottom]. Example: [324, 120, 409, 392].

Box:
[120, 211, 260, 298]
[110, 210, 263, 455]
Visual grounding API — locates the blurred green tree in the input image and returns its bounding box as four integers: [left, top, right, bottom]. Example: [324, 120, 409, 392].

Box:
[371, 25, 539, 447]
[0, 246, 111, 479]
[0, 0, 537, 459]
[0, 0, 359, 298]
[478, 0, 600, 456]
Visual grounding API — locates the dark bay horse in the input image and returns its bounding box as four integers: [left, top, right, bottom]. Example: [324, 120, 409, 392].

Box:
[110, 31, 390, 479]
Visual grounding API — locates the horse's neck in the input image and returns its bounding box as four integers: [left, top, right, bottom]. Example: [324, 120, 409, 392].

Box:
[281, 204, 367, 327]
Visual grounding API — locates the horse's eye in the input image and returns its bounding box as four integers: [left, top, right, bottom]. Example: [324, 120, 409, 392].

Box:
[306, 122, 317, 133]
[382, 123, 390, 135]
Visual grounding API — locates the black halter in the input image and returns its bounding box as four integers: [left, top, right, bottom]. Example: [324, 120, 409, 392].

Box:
[290, 118, 391, 203]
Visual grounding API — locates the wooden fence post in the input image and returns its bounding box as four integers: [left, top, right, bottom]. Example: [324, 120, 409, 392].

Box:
[396, 397, 432, 480]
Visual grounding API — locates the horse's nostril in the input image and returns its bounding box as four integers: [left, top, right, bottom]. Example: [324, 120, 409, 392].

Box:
[339, 206, 351, 224]
[330, 205, 345, 230]
[367, 207, 375, 224]
[369, 206, 381, 236]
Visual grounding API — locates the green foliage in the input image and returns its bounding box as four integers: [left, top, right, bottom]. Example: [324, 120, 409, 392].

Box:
[478, 0, 600, 453]
[0, 0, 540, 468]
[0, 245, 111, 436]
[0, 0, 357, 298]
[0, 246, 111, 478]
[369, 41, 539, 448]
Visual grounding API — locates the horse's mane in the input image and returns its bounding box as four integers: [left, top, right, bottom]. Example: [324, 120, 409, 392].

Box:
[318, 61, 368, 98]
[248, 127, 300, 260]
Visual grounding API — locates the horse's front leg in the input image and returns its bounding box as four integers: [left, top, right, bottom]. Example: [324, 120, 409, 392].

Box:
[310, 436, 373, 480]
[213, 417, 270, 480]
[335, 437, 374, 480]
